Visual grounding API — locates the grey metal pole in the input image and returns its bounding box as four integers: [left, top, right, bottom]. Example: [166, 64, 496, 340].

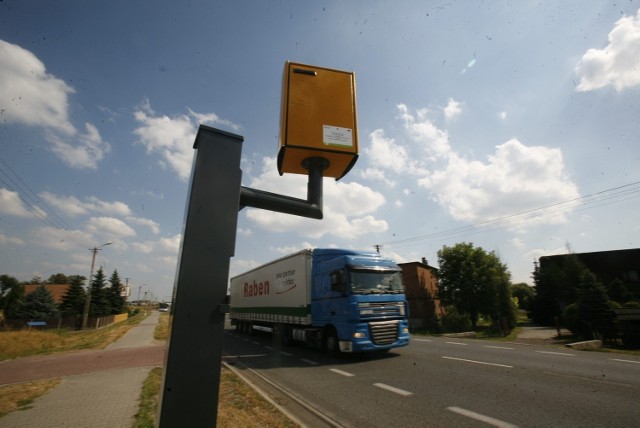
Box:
[158, 125, 243, 427]
[81, 242, 111, 330]
[81, 247, 98, 330]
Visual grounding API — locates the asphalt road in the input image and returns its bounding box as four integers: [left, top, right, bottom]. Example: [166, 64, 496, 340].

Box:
[222, 328, 640, 427]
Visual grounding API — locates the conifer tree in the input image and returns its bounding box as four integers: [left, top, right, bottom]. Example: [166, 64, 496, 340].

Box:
[577, 271, 615, 340]
[20, 284, 59, 319]
[59, 275, 86, 317]
[108, 270, 126, 314]
[89, 267, 111, 317]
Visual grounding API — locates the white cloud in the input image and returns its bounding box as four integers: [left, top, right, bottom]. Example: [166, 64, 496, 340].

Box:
[47, 123, 111, 170]
[444, 98, 462, 121]
[0, 39, 75, 134]
[244, 157, 388, 239]
[498, 111, 508, 121]
[419, 139, 580, 225]
[510, 237, 526, 250]
[39, 192, 132, 217]
[33, 226, 94, 251]
[86, 216, 136, 238]
[0, 40, 110, 169]
[127, 216, 160, 234]
[397, 104, 452, 160]
[359, 167, 396, 187]
[270, 242, 315, 255]
[237, 227, 252, 237]
[0, 188, 36, 217]
[158, 234, 181, 253]
[575, 8, 640, 92]
[0, 232, 25, 246]
[371, 104, 580, 229]
[131, 234, 180, 254]
[133, 100, 239, 181]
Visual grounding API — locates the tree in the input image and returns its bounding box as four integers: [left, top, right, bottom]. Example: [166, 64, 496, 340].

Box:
[436, 242, 515, 329]
[20, 284, 59, 319]
[1, 274, 25, 318]
[531, 254, 589, 325]
[59, 275, 86, 317]
[511, 283, 535, 312]
[89, 267, 111, 317]
[607, 279, 632, 305]
[577, 271, 615, 341]
[108, 270, 126, 314]
[47, 273, 69, 284]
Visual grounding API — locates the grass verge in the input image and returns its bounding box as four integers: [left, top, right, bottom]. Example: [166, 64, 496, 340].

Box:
[0, 378, 61, 418]
[0, 313, 146, 361]
[136, 314, 296, 426]
[134, 365, 298, 427]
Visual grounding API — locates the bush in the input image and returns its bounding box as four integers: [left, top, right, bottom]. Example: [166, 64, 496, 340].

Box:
[441, 306, 472, 333]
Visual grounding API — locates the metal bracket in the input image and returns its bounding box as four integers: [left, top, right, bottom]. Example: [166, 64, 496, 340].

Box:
[239, 157, 329, 219]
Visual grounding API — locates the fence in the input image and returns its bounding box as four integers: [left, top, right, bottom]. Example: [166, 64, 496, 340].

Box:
[2, 312, 129, 331]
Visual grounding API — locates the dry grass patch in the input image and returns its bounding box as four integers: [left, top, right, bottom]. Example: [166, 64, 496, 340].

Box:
[0, 313, 145, 361]
[0, 378, 61, 418]
[134, 365, 297, 427]
[154, 313, 170, 341]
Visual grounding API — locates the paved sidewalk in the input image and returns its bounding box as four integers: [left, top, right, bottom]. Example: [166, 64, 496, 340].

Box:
[0, 312, 165, 428]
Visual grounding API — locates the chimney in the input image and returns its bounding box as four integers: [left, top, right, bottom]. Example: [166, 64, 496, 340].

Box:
[421, 257, 428, 265]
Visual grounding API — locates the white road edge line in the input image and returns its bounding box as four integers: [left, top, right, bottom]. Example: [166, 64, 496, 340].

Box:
[329, 368, 355, 377]
[535, 350, 575, 357]
[484, 345, 514, 350]
[374, 383, 413, 396]
[610, 358, 640, 364]
[442, 356, 513, 368]
[300, 359, 318, 365]
[446, 341, 468, 346]
[447, 406, 518, 428]
[413, 338, 432, 342]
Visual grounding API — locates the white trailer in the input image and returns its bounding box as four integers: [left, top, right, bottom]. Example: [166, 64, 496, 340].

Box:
[230, 249, 313, 327]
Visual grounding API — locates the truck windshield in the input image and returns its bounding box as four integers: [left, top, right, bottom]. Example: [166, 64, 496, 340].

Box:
[349, 270, 404, 294]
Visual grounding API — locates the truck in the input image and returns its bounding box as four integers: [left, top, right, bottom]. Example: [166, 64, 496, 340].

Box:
[229, 248, 410, 354]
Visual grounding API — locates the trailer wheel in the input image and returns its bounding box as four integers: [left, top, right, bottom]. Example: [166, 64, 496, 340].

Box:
[324, 328, 340, 356]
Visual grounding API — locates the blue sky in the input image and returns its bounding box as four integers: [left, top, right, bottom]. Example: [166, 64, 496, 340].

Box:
[1, 1, 639, 301]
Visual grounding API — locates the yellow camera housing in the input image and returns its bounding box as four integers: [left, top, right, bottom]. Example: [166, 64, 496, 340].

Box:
[277, 61, 358, 180]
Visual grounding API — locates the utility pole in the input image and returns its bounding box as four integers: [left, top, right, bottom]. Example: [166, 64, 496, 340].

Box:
[82, 242, 111, 330]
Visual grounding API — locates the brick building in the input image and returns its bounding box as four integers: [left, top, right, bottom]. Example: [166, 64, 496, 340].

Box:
[399, 258, 444, 330]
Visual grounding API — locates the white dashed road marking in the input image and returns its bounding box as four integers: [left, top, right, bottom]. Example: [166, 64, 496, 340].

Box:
[448, 406, 518, 428]
[373, 383, 413, 396]
[442, 356, 513, 368]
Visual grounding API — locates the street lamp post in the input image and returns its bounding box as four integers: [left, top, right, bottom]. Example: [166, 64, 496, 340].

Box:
[81, 242, 111, 329]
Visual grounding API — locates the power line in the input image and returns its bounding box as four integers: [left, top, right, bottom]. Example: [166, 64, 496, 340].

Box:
[0, 157, 88, 249]
[377, 180, 640, 251]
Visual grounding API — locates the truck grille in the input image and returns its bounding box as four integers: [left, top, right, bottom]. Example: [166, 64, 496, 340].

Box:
[369, 320, 399, 345]
[358, 301, 404, 318]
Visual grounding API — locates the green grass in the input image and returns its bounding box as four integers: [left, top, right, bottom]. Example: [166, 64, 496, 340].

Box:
[0, 313, 146, 361]
[133, 367, 162, 428]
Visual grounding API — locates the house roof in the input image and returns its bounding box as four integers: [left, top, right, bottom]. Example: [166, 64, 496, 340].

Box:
[23, 284, 70, 304]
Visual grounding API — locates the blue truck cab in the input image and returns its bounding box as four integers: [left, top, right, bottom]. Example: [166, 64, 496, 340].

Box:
[311, 249, 410, 353]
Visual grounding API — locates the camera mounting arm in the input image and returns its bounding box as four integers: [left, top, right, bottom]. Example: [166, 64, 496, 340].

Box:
[239, 157, 329, 220]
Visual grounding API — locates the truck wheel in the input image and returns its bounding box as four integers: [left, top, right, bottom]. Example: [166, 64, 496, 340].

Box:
[324, 328, 340, 356]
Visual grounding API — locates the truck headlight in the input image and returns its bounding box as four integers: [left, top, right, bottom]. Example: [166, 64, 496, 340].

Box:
[401, 327, 409, 334]
[353, 332, 366, 338]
